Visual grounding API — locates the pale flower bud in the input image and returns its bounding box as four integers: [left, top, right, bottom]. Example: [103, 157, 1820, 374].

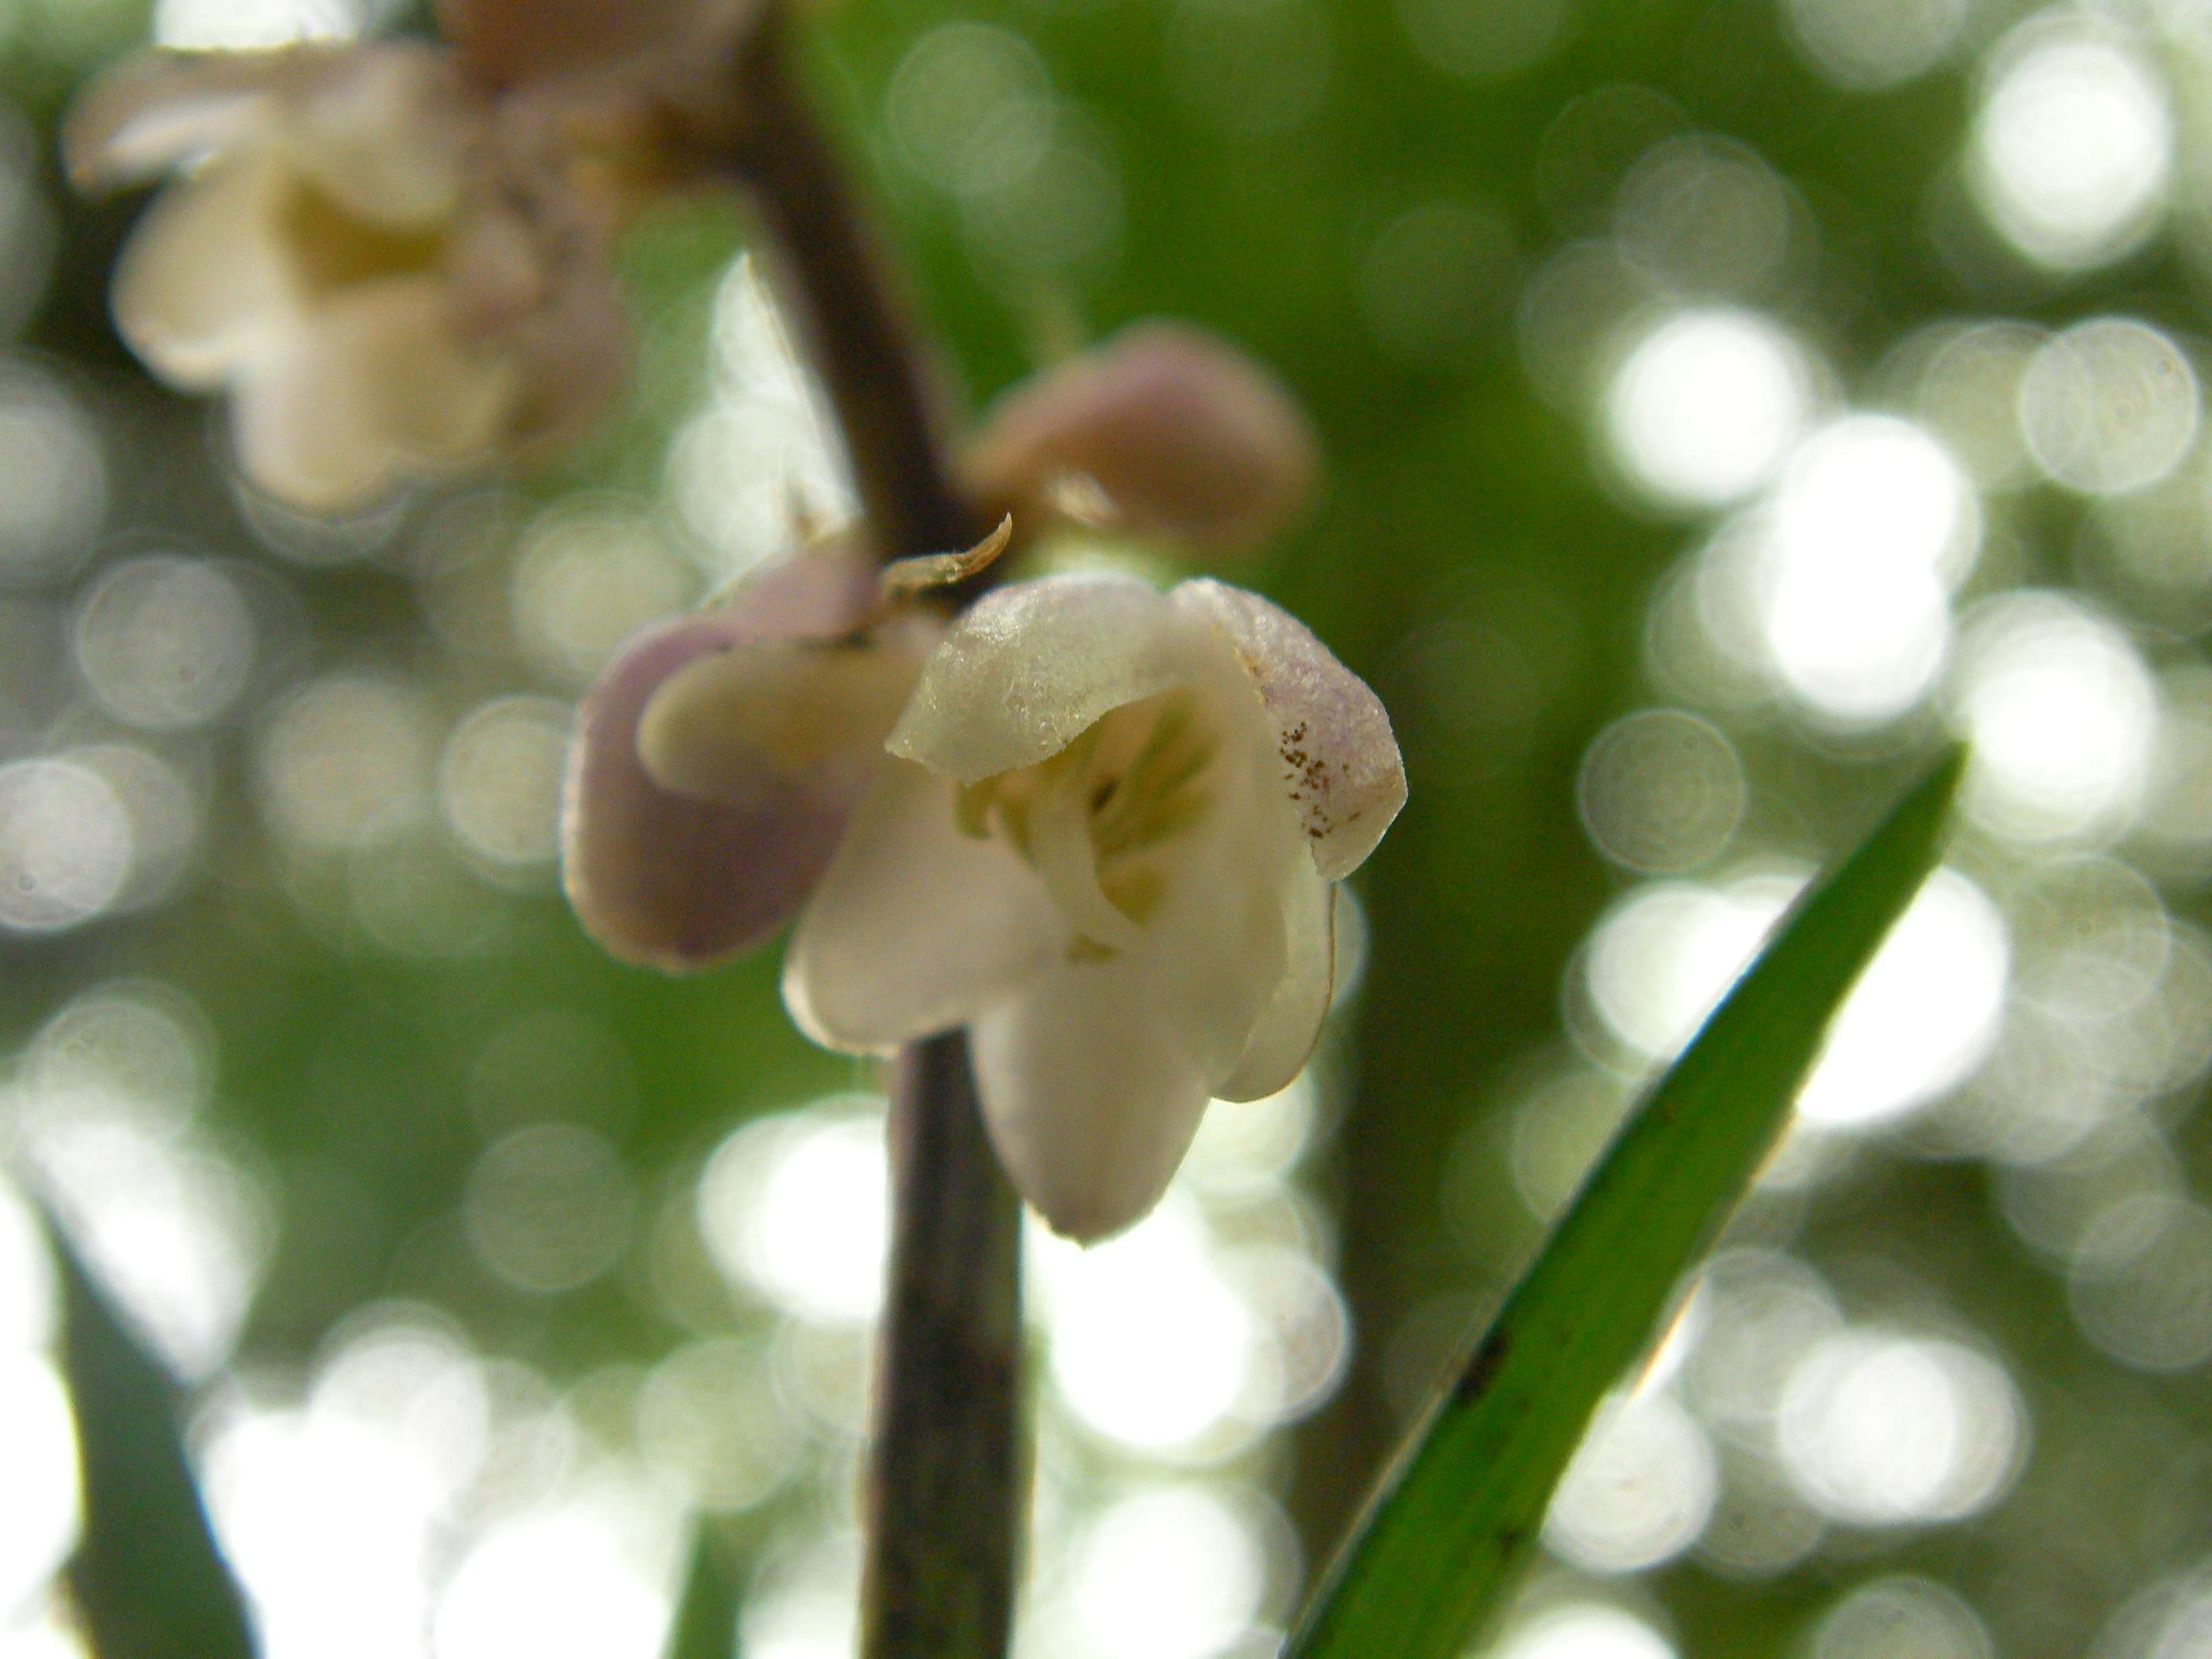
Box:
[966, 322, 1321, 555]
[66, 42, 630, 511]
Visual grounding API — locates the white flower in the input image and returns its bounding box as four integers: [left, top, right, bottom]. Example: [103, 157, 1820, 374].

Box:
[784, 572, 1404, 1241]
[66, 42, 630, 510]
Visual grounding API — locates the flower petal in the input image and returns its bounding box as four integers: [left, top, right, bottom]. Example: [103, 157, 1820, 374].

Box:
[969, 956, 1218, 1243]
[638, 627, 929, 810]
[972, 658, 1305, 1240]
[561, 547, 880, 969]
[782, 759, 1068, 1053]
[1213, 858, 1335, 1103]
[887, 573, 1207, 783]
[110, 153, 295, 386]
[64, 49, 295, 189]
[272, 45, 471, 226]
[1173, 577, 1406, 881]
[227, 276, 515, 509]
[966, 320, 1319, 552]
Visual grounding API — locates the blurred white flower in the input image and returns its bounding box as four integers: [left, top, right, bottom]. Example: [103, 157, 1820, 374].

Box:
[66, 41, 632, 510]
[784, 572, 1404, 1241]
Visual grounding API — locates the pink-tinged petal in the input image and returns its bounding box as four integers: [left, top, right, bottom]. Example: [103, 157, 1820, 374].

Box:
[561, 547, 880, 969]
[227, 276, 514, 509]
[64, 49, 299, 189]
[1173, 577, 1405, 881]
[638, 625, 929, 809]
[110, 152, 294, 386]
[966, 321, 1319, 553]
[1213, 859, 1335, 1103]
[887, 573, 1206, 783]
[438, 0, 740, 86]
[782, 759, 1068, 1053]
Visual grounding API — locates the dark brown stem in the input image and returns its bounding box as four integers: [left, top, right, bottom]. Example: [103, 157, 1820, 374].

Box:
[719, 6, 979, 559]
[867, 1034, 1026, 1659]
[692, 15, 1024, 1659]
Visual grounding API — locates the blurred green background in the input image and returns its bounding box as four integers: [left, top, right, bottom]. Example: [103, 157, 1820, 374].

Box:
[2, 0, 2208, 1655]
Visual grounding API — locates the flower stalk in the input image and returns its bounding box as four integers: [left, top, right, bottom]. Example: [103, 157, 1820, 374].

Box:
[695, 13, 1021, 1658]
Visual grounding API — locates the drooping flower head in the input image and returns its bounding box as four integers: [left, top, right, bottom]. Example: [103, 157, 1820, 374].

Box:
[782, 572, 1402, 1240]
[562, 321, 1390, 1241]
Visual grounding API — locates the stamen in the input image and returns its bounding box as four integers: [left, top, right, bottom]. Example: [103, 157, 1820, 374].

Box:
[1026, 764, 1145, 953]
[959, 689, 1220, 953]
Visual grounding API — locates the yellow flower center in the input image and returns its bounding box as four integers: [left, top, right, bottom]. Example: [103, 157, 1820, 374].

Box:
[278, 179, 449, 298]
[958, 689, 1218, 956]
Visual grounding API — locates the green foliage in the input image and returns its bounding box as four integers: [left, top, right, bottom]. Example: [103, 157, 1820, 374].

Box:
[1290, 748, 1968, 1659]
[49, 1221, 258, 1659]
[663, 1528, 744, 1659]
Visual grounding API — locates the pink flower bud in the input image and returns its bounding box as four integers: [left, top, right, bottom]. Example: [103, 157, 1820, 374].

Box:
[967, 321, 1320, 556]
[561, 544, 905, 971]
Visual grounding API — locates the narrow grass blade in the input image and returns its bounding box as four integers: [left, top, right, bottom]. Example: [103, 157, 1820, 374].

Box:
[1289, 745, 1968, 1659]
[664, 1525, 743, 1659]
[48, 1217, 258, 1659]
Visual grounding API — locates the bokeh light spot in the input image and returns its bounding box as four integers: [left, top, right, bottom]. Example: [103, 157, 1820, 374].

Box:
[635, 1338, 801, 1511]
[1812, 1576, 1994, 1659]
[1606, 309, 1812, 507]
[1760, 416, 1978, 726]
[1397, 0, 1571, 79]
[1038, 1201, 1254, 1456]
[1066, 1485, 1267, 1659]
[1777, 1331, 2023, 1525]
[699, 1101, 888, 1324]
[1953, 592, 2157, 843]
[1798, 870, 2009, 1128]
[256, 674, 434, 854]
[438, 695, 570, 871]
[74, 555, 255, 731]
[0, 757, 131, 933]
[512, 507, 694, 687]
[1545, 1390, 1719, 1573]
[1785, 0, 1966, 88]
[463, 1126, 635, 1295]
[1972, 17, 2171, 270]
[1578, 709, 1743, 874]
[2019, 318, 2199, 496]
[0, 1356, 79, 1620]
[1489, 1605, 1675, 1659]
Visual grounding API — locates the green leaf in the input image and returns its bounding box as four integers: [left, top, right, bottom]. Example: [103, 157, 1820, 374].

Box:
[1287, 745, 1969, 1659]
[663, 1524, 742, 1659]
[47, 1216, 258, 1659]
